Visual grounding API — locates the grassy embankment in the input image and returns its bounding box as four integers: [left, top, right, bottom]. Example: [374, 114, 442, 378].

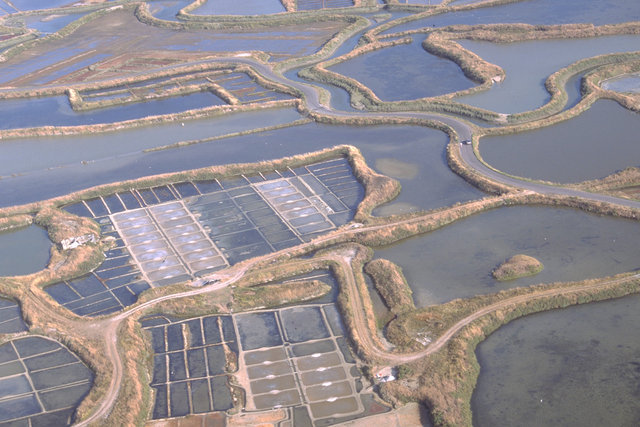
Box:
[0, 214, 33, 232]
[572, 167, 640, 200]
[583, 58, 640, 112]
[379, 272, 640, 426]
[364, 258, 415, 315]
[492, 254, 543, 281]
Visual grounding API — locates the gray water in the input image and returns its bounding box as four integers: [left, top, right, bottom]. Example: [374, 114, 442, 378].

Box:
[384, 0, 640, 35]
[480, 100, 640, 183]
[457, 35, 640, 114]
[329, 38, 474, 101]
[0, 108, 301, 180]
[0, 92, 224, 129]
[147, 0, 190, 21]
[191, 0, 285, 16]
[472, 293, 640, 426]
[0, 226, 51, 276]
[373, 206, 640, 307]
[17, 13, 86, 35]
[7, 0, 81, 11]
[0, 120, 481, 216]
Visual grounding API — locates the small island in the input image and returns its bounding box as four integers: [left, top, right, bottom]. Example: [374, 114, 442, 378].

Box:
[492, 254, 544, 281]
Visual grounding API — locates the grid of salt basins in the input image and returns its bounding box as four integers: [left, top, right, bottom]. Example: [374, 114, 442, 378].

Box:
[140, 313, 237, 419]
[46, 158, 363, 317]
[141, 303, 376, 423]
[0, 297, 28, 334]
[0, 297, 94, 426]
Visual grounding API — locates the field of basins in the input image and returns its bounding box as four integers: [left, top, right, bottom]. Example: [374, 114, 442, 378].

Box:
[141, 302, 387, 424]
[1, 0, 639, 426]
[46, 157, 363, 317]
[0, 297, 93, 425]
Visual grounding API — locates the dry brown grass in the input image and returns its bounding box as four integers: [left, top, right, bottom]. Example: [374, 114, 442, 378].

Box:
[232, 280, 331, 311]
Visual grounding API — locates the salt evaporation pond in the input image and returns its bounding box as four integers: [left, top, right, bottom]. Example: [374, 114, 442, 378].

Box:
[0, 121, 482, 215]
[603, 73, 640, 93]
[472, 293, 640, 426]
[457, 35, 640, 114]
[373, 206, 640, 307]
[0, 225, 51, 277]
[329, 38, 474, 101]
[384, 0, 640, 35]
[480, 100, 640, 183]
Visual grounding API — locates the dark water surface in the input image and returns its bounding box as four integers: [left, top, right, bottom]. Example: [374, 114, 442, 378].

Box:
[374, 206, 640, 306]
[473, 293, 640, 426]
[385, 0, 640, 35]
[480, 100, 640, 183]
[329, 38, 474, 101]
[0, 226, 51, 277]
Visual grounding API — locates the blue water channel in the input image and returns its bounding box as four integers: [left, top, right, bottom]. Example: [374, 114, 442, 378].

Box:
[0, 115, 482, 215]
[0, 91, 224, 130]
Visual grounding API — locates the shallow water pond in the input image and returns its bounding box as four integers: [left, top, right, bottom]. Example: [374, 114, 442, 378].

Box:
[329, 38, 474, 101]
[472, 293, 640, 426]
[0, 121, 481, 216]
[480, 100, 640, 183]
[457, 35, 640, 114]
[603, 73, 640, 93]
[374, 205, 640, 306]
[191, 0, 285, 15]
[384, 0, 640, 35]
[0, 226, 51, 277]
[0, 92, 224, 130]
